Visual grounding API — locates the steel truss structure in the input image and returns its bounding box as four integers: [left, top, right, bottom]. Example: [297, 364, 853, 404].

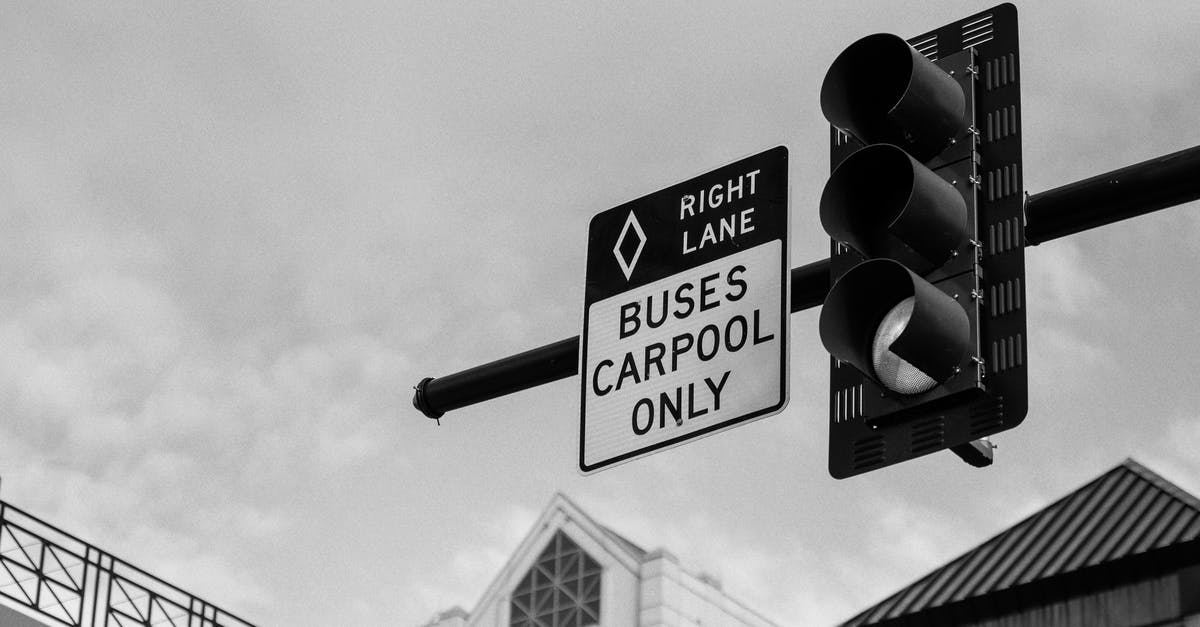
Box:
[0, 500, 255, 627]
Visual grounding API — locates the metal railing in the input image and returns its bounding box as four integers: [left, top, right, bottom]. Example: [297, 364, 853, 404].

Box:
[0, 500, 256, 627]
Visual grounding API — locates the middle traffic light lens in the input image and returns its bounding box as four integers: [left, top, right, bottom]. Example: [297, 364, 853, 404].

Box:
[872, 296, 938, 395]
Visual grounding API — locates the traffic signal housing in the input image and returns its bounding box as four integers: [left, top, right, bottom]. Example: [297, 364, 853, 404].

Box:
[820, 4, 1027, 479]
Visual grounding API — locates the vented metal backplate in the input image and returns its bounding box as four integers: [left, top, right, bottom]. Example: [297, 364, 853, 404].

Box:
[828, 3, 1027, 479]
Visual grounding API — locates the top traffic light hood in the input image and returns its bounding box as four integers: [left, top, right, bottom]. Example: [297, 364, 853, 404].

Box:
[820, 33, 967, 161]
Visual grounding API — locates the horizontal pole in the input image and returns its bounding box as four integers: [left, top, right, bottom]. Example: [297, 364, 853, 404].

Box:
[1025, 144, 1200, 245]
[413, 337, 578, 419]
[413, 259, 830, 419]
[414, 144, 1200, 420]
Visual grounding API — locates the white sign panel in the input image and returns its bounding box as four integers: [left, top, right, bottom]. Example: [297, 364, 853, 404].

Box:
[579, 147, 789, 473]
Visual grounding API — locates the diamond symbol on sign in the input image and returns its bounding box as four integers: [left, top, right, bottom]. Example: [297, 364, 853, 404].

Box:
[612, 211, 647, 281]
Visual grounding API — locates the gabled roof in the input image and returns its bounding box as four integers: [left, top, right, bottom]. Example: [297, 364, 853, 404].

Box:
[452, 492, 781, 627]
[842, 458, 1200, 626]
[599, 523, 647, 560]
[464, 492, 646, 625]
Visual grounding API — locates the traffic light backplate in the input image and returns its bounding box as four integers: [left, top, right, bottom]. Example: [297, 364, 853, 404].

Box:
[827, 3, 1027, 478]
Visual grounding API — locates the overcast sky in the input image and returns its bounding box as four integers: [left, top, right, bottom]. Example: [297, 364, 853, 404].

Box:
[3, 2, 1200, 626]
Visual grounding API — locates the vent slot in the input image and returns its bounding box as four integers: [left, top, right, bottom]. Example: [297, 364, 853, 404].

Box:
[991, 334, 1025, 373]
[988, 217, 1022, 256]
[910, 34, 938, 61]
[832, 384, 864, 423]
[989, 278, 1023, 317]
[833, 128, 851, 146]
[962, 14, 994, 48]
[986, 164, 1020, 202]
[910, 416, 945, 455]
[985, 53, 1018, 90]
[853, 436, 886, 469]
[969, 398, 1005, 435]
[985, 106, 1019, 143]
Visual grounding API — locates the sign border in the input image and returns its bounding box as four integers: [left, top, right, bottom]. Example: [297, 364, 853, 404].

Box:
[578, 145, 790, 474]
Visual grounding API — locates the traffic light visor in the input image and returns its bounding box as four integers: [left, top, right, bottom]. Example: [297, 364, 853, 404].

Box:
[820, 33, 966, 161]
[819, 259, 970, 395]
[820, 144, 968, 274]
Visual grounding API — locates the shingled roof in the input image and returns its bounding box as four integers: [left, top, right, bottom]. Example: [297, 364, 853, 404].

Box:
[841, 458, 1200, 626]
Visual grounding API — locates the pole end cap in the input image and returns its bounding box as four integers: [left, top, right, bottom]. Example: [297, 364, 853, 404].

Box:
[413, 377, 445, 421]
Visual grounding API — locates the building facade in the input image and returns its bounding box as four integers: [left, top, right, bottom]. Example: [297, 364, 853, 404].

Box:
[425, 493, 778, 627]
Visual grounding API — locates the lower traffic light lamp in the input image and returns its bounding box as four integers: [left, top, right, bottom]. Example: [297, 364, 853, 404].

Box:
[819, 258, 970, 398]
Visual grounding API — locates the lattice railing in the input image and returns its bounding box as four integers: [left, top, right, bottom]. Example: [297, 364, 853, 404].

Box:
[0, 500, 255, 627]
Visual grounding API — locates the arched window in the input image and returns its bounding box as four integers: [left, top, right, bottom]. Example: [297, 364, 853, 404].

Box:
[509, 530, 601, 627]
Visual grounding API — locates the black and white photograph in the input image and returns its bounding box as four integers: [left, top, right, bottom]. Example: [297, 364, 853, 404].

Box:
[2, 2, 1200, 626]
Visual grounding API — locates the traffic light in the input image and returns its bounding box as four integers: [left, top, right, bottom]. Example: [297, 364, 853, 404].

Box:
[820, 4, 1027, 478]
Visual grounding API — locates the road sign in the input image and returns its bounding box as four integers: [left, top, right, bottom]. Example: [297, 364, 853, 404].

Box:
[579, 147, 789, 473]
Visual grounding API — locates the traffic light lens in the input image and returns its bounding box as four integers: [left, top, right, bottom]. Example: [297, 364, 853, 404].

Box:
[872, 297, 938, 395]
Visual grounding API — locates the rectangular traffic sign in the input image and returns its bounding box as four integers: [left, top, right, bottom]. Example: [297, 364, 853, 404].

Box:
[580, 146, 789, 473]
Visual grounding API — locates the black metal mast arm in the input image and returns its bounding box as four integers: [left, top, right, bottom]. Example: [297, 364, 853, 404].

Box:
[413, 144, 1200, 420]
[1024, 144, 1200, 245]
[412, 336, 578, 419]
[412, 259, 830, 419]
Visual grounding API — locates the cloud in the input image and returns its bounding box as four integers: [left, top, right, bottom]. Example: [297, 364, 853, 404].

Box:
[1025, 238, 1119, 403]
[0, 206, 407, 622]
[1028, 323, 1117, 394]
[1026, 241, 1107, 318]
[399, 503, 538, 622]
[0, 284, 414, 623]
[0, 432, 276, 620]
[1137, 413, 1200, 498]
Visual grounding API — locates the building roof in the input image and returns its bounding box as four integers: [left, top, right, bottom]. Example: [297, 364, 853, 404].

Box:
[598, 523, 647, 560]
[449, 492, 779, 627]
[841, 458, 1200, 626]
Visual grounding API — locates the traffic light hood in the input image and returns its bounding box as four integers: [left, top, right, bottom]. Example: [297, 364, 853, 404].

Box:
[820, 33, 967, 161]
[820, 143, 968, 274]
[818, 258, 970, 394]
